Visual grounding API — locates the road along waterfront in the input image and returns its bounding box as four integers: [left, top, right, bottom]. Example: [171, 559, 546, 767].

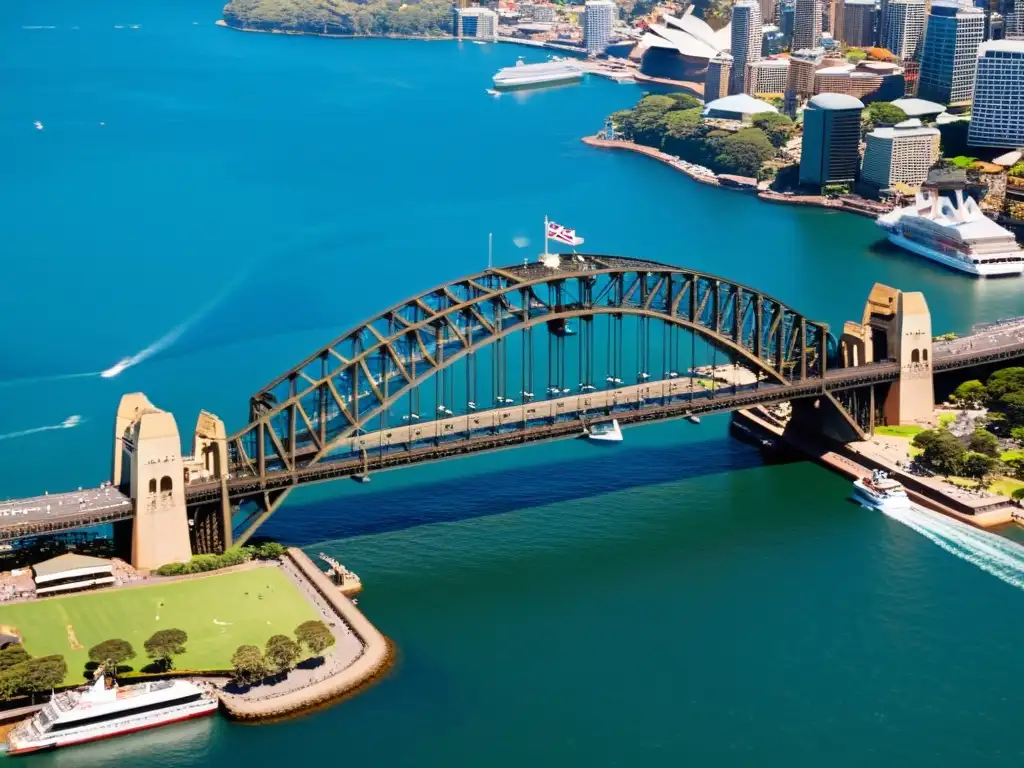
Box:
[7, 2, 1024, 764]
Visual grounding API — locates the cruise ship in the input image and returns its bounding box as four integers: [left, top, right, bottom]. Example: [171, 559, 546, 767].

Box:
[876, 188, 1024, 277]
[492, 58, 583, 90]
[5, 670, 219, 755]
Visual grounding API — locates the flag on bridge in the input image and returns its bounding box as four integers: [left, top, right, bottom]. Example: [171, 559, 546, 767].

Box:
[546, 220, 584, 247]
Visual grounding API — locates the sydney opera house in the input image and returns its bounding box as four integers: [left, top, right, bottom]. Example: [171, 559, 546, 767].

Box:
[632, 9, 732, 89]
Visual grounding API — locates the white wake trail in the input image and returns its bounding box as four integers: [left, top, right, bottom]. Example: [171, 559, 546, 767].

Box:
[100, 280, 240, 379]
[0, 415, 83, 442]
[879, 502, 1024, 591]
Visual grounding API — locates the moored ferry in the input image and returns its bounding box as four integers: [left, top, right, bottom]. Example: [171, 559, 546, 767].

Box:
[852, 470, 912, 512]
[5, 670, 219, 756]
[876, 189, 1024, 277]
[586, 418, 623, 442]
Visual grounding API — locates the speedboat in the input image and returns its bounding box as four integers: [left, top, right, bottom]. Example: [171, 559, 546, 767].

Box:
[685, 413, 700, 424]
[853, 469, 911, 512]
[586, 419, 623, 443]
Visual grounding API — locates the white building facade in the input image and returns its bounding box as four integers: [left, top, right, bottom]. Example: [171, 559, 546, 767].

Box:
[968, 40, 1024, 149]
[583, 0, 616, 54]
[793, 0, 824, 50]
[881, 0, 925, 60]
[861, 119, 941, 191]
[917, 1, 984, 107]
[730, 0, 764, 94]
[746, 58, 791, 95]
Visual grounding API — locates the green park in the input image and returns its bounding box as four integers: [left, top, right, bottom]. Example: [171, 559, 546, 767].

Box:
[1, 567, 319, 686]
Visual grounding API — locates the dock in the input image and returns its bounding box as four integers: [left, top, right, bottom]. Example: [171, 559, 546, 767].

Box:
[318, 553, 362, 596]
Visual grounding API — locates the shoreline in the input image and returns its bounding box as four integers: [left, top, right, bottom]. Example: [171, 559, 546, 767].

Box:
[215, 19, 453, 41]
[582, 135, 888, 220]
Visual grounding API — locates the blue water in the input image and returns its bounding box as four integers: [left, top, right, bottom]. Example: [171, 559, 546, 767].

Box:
[5, 1, 1024, 765]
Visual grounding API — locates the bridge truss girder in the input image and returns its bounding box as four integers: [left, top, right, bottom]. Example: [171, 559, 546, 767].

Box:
[223, 255, 832, 485]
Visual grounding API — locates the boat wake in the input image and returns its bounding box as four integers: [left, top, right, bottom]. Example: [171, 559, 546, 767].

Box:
[0, 415, 83, 442]
[879, 502, 1024, 591]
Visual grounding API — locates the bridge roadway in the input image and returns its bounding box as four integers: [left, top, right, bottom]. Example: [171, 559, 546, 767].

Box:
[0, 485, 133, 544]
[184, 361, 900, 504]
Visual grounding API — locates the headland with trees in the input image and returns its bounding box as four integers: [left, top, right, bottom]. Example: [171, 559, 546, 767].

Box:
[221, 0, 455, 38]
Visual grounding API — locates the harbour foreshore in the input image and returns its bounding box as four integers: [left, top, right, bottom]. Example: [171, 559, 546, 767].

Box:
[733, 408, 1015, 528]
[215, 19, 452, 41]
[582, 135, 887, 220]
[217, 548, 391, 720]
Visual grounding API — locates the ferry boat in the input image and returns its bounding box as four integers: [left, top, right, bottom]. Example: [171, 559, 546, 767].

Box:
[586, 418, 623, 442]
[492, 57, 583, 90]
[876, 189, 1024, 277]
[852, 469, 912, 512]
[5, 670, 219, 755]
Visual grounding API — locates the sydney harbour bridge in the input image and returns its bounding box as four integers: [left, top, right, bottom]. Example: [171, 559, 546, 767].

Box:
[4, 253, 1024, 567]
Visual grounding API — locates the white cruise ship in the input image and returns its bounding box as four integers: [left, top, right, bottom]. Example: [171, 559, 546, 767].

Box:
[852, 470, 912, 513]
[5, 671, 218, 756]
[493, 58, 583, 90]
[876, 188, 1024, 277]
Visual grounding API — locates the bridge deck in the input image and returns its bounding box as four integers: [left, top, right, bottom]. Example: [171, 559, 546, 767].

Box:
[0, 486, 133, 544]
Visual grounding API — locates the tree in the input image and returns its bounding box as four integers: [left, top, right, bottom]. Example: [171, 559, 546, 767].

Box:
[713, 127, 775, 177]
[865, 102, 908, 128]
[0, 644, 30, 671]
[1013, 487, 1024, 501]
[912, 428, 941, 451]
[230, 645, 267, 685]
[255, 542, 287, 560]
[610, 109, 635, 139]
[87, 639, 136, 675]
[295, 620, 336, 657]
[951, 380, 986, 409]
[631, 95, 676, 147]
[987, 368, 1024, 401]
[25, 656, 67, 693]
[996, 391, 1024, 428]
[750, 113, 795, 148]
[264, 635, 301, 675]
[920, 429, 966, 475]
[846, 47, 867, 62]
[967, 427, 1000, 458]
[144, 629, 188, 671]
[962, 451, 996, 480]
[1011, 426, 1024, 446]
[666, 92, 702, 111]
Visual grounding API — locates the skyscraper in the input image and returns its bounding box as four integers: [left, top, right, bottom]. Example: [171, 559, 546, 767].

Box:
[800, 93, 865, 187]
[881, 0, 925, 60]
[746, 58, 791, 95]
[583, 0, 616, 55]
[705, 53, 733, 100]
[831, 0, 846, 41]
[793, 0, 824, 49]
[453, 6, 498, 39]
[968, 39, 1024, 148]
[760, 0, 777, 23]
[780, 0, 797, 42]
[729, 0, 764, 94]
[917, 1, 984, 107]
[841, 0, 876, 46]
[861, 118, 941, 192]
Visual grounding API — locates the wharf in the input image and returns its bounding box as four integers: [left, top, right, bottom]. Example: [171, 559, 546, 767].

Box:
[733, 408, 1015, 528]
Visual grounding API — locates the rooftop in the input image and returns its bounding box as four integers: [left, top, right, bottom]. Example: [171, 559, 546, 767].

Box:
[33, 553, 113, 579]
[978, 39, 1024, 56]
[891, 97, 946, 117]
[808, 92, 865, 110]
[869, 119, 940, 139]
[702, 93, 779, 116]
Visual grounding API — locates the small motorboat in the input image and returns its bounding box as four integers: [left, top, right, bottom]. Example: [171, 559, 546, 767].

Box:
[586, 419, 623, 443]
[685, 413, 700, 424]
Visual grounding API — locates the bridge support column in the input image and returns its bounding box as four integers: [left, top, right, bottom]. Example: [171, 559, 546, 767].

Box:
[883, 291, 934, 426]
[115, 394, 193, 570]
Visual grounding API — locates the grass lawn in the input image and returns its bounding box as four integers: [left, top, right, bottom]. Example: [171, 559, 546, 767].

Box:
[938, 412, 956, 427]
[1, 567, 319, 685]
[989, 477, 1024, 498]
[1001, 449, 1024, 462]
[875, 425, 924, 438]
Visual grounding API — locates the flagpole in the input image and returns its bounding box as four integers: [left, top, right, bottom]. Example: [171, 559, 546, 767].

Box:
[488, 232, 493, 270]
[543, 215, 548, 260]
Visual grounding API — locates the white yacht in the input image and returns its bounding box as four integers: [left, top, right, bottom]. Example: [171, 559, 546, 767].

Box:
[852, 470, 912, 512]
[6, 670, 218, 756]
[493, 58, 583, 90]
[876, 188, 1024, 277]
[586, 418, 623, 442]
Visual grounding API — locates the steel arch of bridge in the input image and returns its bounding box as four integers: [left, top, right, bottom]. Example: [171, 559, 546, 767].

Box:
[225, 254, 831, 480]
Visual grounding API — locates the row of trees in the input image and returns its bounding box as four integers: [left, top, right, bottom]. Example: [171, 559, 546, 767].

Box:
[911, 427, 1000, 481]
[612, 94, 794, 178]
[223, 0, 455, 37]
[88, 629, 190, 676]
[154, 541, 287, 576]
[0, 645, 67, 700]
[229, 620, 335, 685]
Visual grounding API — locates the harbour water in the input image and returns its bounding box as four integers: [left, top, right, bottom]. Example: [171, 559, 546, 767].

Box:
[5, 0, 1024, 764]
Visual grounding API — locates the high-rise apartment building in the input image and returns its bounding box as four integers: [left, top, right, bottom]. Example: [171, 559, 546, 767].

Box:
[800, 93, 865, 187]
[861, 118, 941, 192]
[453, 6, 498, 39]
[841, 0, 876, 45]
[760, 0, 777, 23]
[917, 1, 984, 107]
[583, 0, 616, 54]
[793, 0, 824, 49]
[881, 0, 925, 60]
[746, 58, 791, 94]
[967, 39, 1024, 148]
[784, 47, 823, 114]
[780, 0, 797, 41]
[705, 53, 733, 100]
[730, 0, 764, 94]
